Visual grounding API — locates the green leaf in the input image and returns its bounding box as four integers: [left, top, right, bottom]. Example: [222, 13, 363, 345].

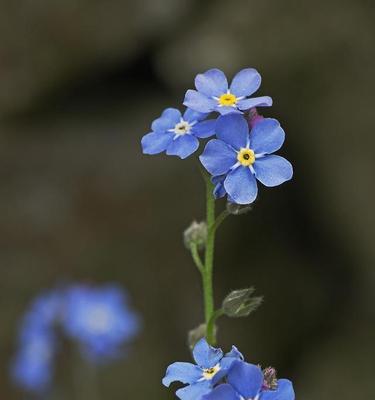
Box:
[222, 288, 263, 318]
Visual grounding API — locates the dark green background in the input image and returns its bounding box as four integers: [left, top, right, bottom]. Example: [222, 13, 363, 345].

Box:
[0, 0, 374, 398]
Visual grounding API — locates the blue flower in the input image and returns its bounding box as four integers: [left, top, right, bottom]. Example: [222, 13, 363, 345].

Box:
[162, 338, 243, 400]
[141, 108, 216, 159]
[11, 329, 57, 393]
[184, 68, 272, 115]
[10, 290, 63, 393]
[21, 290, 63, 332]
[200, 114, 293, 205]
[62, 284, 140, 362]
[202, 361, 295, 400]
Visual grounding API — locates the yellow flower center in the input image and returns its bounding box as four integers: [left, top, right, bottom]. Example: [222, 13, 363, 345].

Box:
[202, 364, 221, 380]
[174, 121, 191, 135]
[218, 93, 237, 107]
[237, 148, 255, 166]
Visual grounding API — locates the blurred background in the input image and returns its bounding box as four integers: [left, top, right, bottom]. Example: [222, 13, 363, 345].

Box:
[0, 0, 374, 398]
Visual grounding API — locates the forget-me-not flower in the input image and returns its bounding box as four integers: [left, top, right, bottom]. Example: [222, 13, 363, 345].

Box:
[10, 289, 62, 393]
[202, 360, 295, 400]
[11, 328, 57, 393]
[184, 68, 272, 115]
[142, 108, 216, 159]
[163, 338, 243, 400]
[63, 284, 140, 362]
[200, 113, 293, 204]
[21, 289, 63, 330]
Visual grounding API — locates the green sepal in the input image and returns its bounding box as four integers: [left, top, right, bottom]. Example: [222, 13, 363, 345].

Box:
[222, 288, 263, 318]
[226, 202, 253, 215]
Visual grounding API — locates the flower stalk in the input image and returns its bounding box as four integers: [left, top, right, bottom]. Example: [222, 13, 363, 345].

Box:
[203, 174, 216, 344]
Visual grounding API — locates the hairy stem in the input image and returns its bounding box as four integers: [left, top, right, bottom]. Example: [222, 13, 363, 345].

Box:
[190, 243, 204, 273]
[203, 175, 216, 344]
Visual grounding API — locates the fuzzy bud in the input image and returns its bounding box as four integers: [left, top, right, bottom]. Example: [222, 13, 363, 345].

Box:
[247, 107, 264, 128]
[262, 367, 278, 390]
[183, 221, 207, 250]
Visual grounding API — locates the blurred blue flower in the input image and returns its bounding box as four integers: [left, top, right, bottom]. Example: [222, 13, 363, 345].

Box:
[10, 289, 62, 393]
[202, 360, 295, 400]
[62, 284, 140, 362]
[141, 108, 216, 159]
[11, 329, 57, 393]
[10, 284, 140, 393]
[200, 113, 293, 205]
[21, 289, 63, 332]
[162, 338, 243, 400]
[184, 68, 272, 115]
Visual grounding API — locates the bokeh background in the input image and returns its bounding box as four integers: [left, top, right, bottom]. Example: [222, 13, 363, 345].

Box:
[1, 0, 374, 398]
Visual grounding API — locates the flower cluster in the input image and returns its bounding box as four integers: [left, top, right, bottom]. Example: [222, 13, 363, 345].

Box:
[141, 68, 293, 205]
[11, 284, 140, 393]
[163, 339, 294, 400]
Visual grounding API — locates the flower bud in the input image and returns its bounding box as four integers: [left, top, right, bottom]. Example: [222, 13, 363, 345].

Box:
[226, 202, 253, 215]
[247, 107, 264, 128]
[262, 367, 278, 390]
[183, 221, 207, 250]
[222, 288, 263, 318]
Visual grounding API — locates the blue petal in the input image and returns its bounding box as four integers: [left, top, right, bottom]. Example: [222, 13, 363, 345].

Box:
[216, 357, 237, 377]
[184, 90, 217, 113]
[212, 175, 227, 199]
[183, 108, 209, 123]
[218, 348, 244, 379]
[193, 120, 216, 138]
[217, 106, 242, 115]
[224, 167, 258, 205]
[237, 96, 273, 111]
[202, 384, 240, 400]
[176, 381, 212, 400]
[162, 362, 203, 387]
[253, 155, 293, 187]
[195, 69, 228, 97]
[192, 338, 223, 368]
[230, 68, 261, 97]
[227, 361, 263, 399]
[166, 135, 199, 159]
[199, 140, 237, 176]
[215, 114, 249, 150]
[151, 108, 181, 133]
[225, 346, 244, 361]
[261, 379, 295, 400]
[141, 131, 174, 155]
[250, 118, 285, 154]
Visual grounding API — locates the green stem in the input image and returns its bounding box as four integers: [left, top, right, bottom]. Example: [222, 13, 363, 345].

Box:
[210, 210, 229, 235]
[203, 175, 216, 344]
[190, 243, 204, 273]
[73, 350, 100, 400]
[206, 308, 224, 342]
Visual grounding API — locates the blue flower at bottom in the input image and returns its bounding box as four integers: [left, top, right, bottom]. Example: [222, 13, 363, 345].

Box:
[62, 285, 140, 362]
[200, 113, 293, 205]
[202, 361, 295, 400]
[163, 338, 243, 400]
[11, 330, 57, 393]
[141, 108, 216, 159]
